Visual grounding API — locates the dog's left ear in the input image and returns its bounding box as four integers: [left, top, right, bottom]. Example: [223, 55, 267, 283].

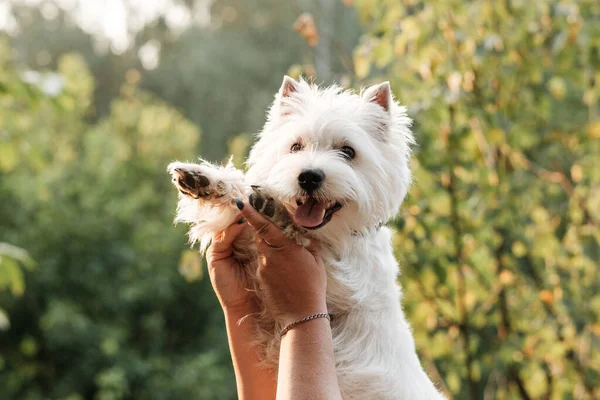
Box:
[363, 82, 392, 112]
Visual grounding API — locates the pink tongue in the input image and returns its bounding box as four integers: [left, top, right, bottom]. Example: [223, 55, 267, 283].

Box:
[293, 198, 326, 228]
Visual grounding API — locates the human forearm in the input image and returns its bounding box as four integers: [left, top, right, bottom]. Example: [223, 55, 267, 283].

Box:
[276, 318, 342, 400]
[225, 307, 277, 400]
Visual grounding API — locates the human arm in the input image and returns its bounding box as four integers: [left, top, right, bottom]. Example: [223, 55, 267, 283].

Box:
[277, 317, 341, 400]
[207, 220, 276, 400]
[223, 305, 277, 400]
[237, 200, 343, 400]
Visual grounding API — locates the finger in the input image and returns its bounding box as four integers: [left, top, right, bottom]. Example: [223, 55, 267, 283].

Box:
[306, 239, 320, 254]
[207, 217, 247, 262]
[235, 198, 289, 248]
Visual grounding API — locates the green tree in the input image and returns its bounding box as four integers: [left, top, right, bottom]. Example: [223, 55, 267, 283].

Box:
[5, 0, 361, 162]
[0, 44, 236, 399]
[352, 0, 600, 399]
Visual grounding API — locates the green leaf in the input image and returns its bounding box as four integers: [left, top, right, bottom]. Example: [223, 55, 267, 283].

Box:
[0, 142, 19, 172]
[0, 256, 25, 296]
[19, 335, 38, 356]
[0, 243, 36, 269]
[0, 308, 10, 331]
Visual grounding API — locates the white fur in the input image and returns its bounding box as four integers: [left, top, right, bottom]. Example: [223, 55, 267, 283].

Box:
[168, 78, 445, 399]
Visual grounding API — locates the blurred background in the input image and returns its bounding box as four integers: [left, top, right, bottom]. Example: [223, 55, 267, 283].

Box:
[0, 0, 598, 399]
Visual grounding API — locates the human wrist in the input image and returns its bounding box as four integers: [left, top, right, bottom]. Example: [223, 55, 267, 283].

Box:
[279, 312, 330, 338]
[223, 299, 259, 318]
[279, 300, 328, 327]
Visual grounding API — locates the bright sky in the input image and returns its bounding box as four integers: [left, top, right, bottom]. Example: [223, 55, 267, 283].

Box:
[0, 0, 211, 54]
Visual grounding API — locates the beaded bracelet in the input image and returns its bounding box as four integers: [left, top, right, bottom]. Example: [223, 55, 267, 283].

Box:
[279, 312, 331, 338]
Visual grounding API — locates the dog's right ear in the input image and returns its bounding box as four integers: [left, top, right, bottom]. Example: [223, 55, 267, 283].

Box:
[277, 76, 299, 117]
[279, 75, 298, 98]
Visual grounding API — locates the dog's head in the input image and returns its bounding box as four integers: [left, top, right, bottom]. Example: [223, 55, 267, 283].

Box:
[246, 76, 414, 239]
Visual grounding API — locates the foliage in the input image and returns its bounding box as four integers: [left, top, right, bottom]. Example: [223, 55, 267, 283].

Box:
[1, 1, 599, 399]
[0, 42, 236, 399]
[352, 0, 600, 399]
[0, 242, 36, 293]
[6, 0, 360, 162]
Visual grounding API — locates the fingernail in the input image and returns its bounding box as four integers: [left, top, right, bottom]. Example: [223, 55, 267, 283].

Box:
[237, 217, 246, 224]
[235, 198, 244, 210]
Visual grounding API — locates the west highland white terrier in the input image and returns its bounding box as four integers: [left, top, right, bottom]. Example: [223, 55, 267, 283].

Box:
[168, 77, 445, 399]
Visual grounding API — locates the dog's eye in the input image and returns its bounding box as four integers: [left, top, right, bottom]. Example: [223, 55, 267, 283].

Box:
[340, 146, 355, 160]
[290, 142, 303, 153]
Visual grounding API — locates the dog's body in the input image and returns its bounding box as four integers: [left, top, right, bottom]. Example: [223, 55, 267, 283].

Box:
[168, 77, 445, 399]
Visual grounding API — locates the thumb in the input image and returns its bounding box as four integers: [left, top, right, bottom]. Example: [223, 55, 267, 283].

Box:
[207, 216, 247, 263]
[235, 198, 289, 248]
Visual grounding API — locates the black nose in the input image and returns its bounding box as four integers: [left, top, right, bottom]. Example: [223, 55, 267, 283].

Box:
[298, 169, 325, 193]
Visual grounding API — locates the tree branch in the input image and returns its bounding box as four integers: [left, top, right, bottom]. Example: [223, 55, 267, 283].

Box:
[447, 105, 478, 400]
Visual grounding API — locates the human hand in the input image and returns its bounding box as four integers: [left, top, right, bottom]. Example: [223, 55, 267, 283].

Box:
[206, 218, 256, 314]
[236, 199, 327, 327]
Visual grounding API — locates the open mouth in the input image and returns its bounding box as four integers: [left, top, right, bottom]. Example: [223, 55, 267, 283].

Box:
[292, 197, 342, 230]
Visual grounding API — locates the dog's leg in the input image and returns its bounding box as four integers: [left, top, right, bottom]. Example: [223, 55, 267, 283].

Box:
[167, 159, 246, 253]
[248, 186, 311, 248]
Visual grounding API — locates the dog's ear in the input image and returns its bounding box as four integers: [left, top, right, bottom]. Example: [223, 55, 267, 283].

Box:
[362, 82, 392, 112]
[279, 75, 298, 99]
[277, 76, 299, 117]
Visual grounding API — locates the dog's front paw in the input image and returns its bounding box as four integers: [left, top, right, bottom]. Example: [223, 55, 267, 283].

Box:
[168, 162, 230, 200]
[249, 186, 310, 247]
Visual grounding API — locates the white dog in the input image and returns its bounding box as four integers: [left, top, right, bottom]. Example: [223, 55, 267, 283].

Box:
[168, 77, 445, 399]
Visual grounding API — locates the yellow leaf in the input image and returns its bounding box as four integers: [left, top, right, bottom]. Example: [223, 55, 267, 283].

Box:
[547, 77, 567, 100]
[464, 291, 477, 311]
[408, 205, 421, 215]
[488, 172, 499, 187]
[487, 128, 504, 145]
[228, 133, 252, 169]
[293, 13, 319, 47]
[373, 40, 393, 68]
[447, 370, 461, 393]
[286, 64, 303, 80]
[394, 35, 407, 56]
[0, 142, 19, 172]
[446, 71, 462, 94]
[178, 250, 203, 282]
[440, 172, 451, 188]
[586, 121, 600, 139]
[570, 164, 583, 183]
[125, 68, 141, 84]
[499, 270, 514, 285]
[430, 194, 451, 217]
[354, 53, 371, 79]
[531, 207, 549, 224]
[448, 325, 459, 339]
[539, 290, 554, 304]
[511, 241, 527, 257]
